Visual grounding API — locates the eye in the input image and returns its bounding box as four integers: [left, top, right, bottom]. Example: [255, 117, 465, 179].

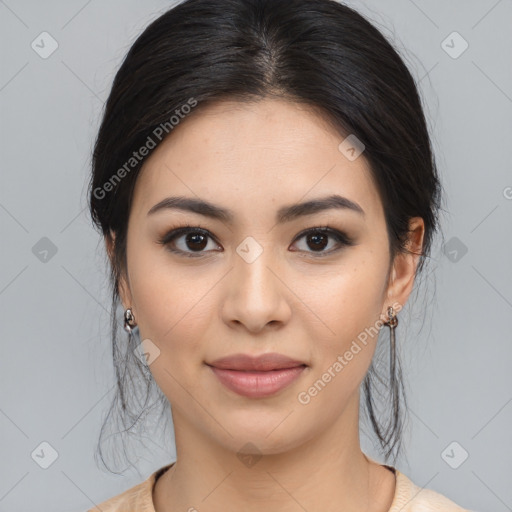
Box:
[290, 226, 355, 257]
[157, 224, 355, 258]
[157, 224, 220, 258]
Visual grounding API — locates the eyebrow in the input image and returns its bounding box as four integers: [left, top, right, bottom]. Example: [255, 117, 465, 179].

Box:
[147, 194, 365, 223]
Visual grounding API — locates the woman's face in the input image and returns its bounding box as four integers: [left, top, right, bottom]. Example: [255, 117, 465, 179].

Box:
[112, 98, 422, 457]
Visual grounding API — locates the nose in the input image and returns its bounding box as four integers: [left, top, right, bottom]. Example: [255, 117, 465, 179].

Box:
[221, 245, 292, 333]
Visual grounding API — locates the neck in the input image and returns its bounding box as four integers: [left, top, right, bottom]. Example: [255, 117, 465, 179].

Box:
[153, 393, 396, 512]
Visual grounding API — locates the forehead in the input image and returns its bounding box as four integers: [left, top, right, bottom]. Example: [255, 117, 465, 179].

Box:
[132, 98, 383, 223]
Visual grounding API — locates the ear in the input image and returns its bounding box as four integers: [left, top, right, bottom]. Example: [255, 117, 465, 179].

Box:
[382, 217, 425, 316]
[104, 230, 133, 311]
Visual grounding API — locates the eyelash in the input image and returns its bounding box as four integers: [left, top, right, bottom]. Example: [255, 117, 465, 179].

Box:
[156, 223, 355, 259]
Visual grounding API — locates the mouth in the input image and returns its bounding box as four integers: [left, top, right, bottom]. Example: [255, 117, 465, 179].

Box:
[206, 352, 308, 371]
[205, 353, 308, 398]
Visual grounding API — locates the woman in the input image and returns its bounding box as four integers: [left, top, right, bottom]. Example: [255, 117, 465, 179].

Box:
[87, 0, 470, 510]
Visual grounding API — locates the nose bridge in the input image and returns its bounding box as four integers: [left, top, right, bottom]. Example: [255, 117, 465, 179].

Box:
[233, 234, 279, 297]
[223, 234, 291, 330]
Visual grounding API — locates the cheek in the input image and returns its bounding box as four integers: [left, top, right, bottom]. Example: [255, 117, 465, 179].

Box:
[297, 255, 387, 388]
[303, 254, 387, 340]
[286, 257, 388, 442]
[133, 277, 214, 353]
[128, 235, 215, 338]
[126, 248, 219, 395]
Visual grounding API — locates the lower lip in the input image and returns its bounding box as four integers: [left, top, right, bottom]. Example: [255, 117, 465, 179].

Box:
[208, 365, 306, 398]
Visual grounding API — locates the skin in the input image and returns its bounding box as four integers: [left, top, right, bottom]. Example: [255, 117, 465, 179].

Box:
[106, 97, 424, 512]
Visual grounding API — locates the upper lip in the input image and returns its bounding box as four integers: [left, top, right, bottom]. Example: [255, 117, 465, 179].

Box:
[207, 352, 307, 371]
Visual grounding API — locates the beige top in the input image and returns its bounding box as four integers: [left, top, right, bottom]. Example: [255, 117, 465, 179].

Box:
[89, 461, 470, 511]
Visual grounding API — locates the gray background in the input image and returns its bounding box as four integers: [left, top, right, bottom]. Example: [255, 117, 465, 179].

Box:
[1, 1, 511, 511]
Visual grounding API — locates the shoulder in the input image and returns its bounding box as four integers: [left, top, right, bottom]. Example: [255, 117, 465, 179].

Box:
[87, 464, 174, 512]
[389, 469, 471, 512]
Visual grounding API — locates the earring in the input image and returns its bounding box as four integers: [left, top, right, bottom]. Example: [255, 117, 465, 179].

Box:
[362, 306, 402, 460]
[384, 305, 398, 372]
[124, 308, 137, 333]
[384, 305, 400, 433]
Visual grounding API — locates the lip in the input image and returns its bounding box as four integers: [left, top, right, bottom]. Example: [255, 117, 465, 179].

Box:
[208, 352, 307, 371]
[208, 365, 307, 398]
[206, 353, 307, 398]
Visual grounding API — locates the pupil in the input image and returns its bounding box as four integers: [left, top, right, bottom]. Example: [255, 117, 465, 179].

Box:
[187, 232, 207, 251]
[308, 232, 327, 251]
